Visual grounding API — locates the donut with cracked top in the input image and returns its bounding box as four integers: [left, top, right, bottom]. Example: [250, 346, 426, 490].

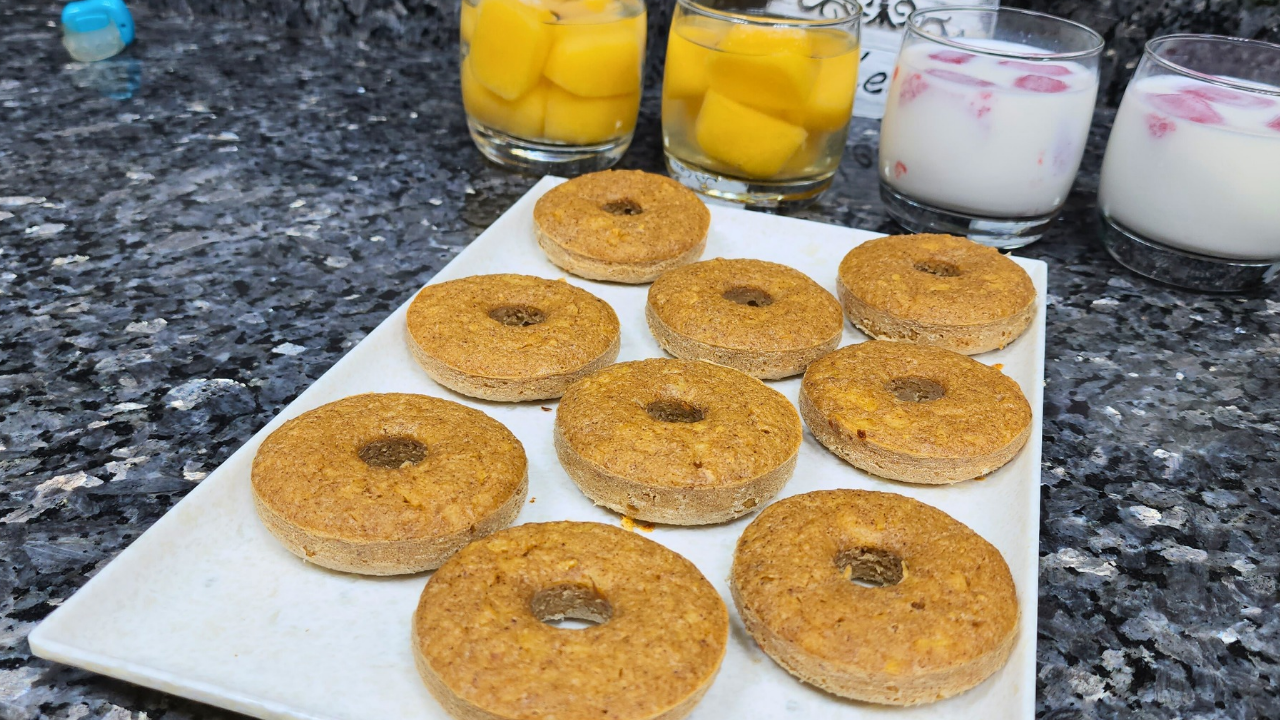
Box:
[413, 521, 729, 720]
[731, 489, 1019, 705]
[800, 340, 1031, 484]
[646, 258, 843, 379]
[251, 393, 527, 575]
[534, 170, 709, 284]
[837, 234, 1036, 354]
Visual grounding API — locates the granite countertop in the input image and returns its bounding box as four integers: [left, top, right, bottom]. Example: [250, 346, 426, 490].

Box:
[1, 3, 1278, 719]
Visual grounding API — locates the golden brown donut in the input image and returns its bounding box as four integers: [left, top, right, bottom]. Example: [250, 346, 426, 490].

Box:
[413, 521, 728, 720]
[646, 258, 843, 379]
[837, 234, 1036, 354]
[555, 359, 802, 524]
[799, 341, 1031, 484]
[731, 489, 1019, 706]
[251, 393, 527, 575]
[533, 170, 709, 283]
[406, 274, 620, 401]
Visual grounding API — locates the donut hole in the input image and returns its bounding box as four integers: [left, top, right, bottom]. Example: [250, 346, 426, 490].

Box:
[358, 436, 428, 469]
[645, 399, 705, 424]
[489, 305, 547, 327]
[601, 198, 643, 216]
[530, 583, 613, 630]
[913, 259, 961, 277]
[722, 286, 774, 307]
[835, 547, 904, 588]
[885, 376, 945, 403]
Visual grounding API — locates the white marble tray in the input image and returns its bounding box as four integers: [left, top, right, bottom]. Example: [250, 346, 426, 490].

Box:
[31, 177, 1046, 720]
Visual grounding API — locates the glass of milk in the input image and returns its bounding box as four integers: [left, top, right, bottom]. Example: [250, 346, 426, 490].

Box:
[1098, 35, 1280, 291]
[878, 6, 1103, 248]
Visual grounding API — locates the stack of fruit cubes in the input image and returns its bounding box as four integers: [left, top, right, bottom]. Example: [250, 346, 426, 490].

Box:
[662, 16, 860, 180]
[461, 0, 647, 146]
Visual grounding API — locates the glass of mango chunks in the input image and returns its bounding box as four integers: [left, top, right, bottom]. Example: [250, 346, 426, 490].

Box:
[460, 0, 647, 173]
[662, 0, 862, 206]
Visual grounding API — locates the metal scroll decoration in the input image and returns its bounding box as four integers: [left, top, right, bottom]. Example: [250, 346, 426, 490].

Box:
[860, 0, 917, 28]
[799, 0, 867, 21]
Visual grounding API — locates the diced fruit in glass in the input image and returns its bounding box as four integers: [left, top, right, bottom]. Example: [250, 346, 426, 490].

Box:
[694, 90, 808, 178]
[663, 22, 723, 98]
[804, 49, 859, 130]
[707, 25, 818, 112]
[469, 0, 554, 100]
[717, 24, 811, 56]
[461, 58, 549, 138]
[545, 23, 642, 97]
[547, 0, 619, 20]
[460, 1, 477, 42]
[544, 86, 639, 143]
[808, 27, 856, 58]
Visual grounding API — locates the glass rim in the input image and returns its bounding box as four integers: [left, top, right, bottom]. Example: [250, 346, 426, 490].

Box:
[674, 0, 862, 29]
[1145, 34, 1280, 97]
[906, 6, 1104, 61]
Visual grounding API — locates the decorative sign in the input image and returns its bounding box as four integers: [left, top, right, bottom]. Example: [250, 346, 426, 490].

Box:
[854, 0, 999, 118]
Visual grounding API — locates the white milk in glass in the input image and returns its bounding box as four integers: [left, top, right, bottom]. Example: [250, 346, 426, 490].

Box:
[879, 40, 1097, 217]
[1098, 75, 1280, 261]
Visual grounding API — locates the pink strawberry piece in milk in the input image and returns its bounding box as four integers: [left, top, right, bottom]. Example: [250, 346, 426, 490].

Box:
[925, 68, 994, 87]
[900, 73, 928, 103]
[999, 60, 1072, 77]
[1268, 116, 1280, 132]
[1014, 75, 1069, 93]
[1146, 113, 1176, 138]
[929, 50, 974, 65]
[1147, 93, 1224, 125]
[893, 161, 907, 178]
[1181, 84, 1275, 109]
[969, 91, 993, 118]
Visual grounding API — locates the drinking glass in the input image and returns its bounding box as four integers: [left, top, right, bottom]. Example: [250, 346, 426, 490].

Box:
[878, 6, 1103, 248]
[661, 0, 862, 207]
[1098, 35, 1280, 291]
[460, 0, 646, 174]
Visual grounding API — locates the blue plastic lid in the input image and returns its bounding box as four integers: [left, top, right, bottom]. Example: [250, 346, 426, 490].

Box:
[62, 0, 134, 44]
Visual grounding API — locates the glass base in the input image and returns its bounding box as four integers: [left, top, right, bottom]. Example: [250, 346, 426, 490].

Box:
[468, 119, 630, 175]
[880, 181, 1055, 249]
[1099, 213, 1279, 292]
[666, 153, 834, 209]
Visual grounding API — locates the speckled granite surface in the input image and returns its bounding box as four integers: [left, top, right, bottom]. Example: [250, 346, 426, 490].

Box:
[1, 2, 1278, 719]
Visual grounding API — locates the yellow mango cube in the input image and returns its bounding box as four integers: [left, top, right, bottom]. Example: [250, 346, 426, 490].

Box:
[544, 22, 643, 97]
[805, 49, 859, 131]
[461, 58, 548, 139]
[547, 0, 617, 20]
[808, 27, 857, 58]
[695, 89, 807, 178]
[460, 1, 477, 43]
[719, 24, 811, 55]
[544, 86, 638, 144]
[663, 21, 724, 98]
[469, 0, 554, 100]
[707, 25, 819, 112]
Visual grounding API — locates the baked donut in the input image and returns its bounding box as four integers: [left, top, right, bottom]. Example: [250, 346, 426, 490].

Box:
[251, 393, 527, 575]
[555, 359, 801, 524]
[646, 258, 843, 379]
[406, 274, 620, 401]
[534, 170, 709, 283]
[413, 521, 728, 720]
[837, 234, 1036, 354]
[799, 341, 1031, 484]
[731, 489, 1019, 706]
